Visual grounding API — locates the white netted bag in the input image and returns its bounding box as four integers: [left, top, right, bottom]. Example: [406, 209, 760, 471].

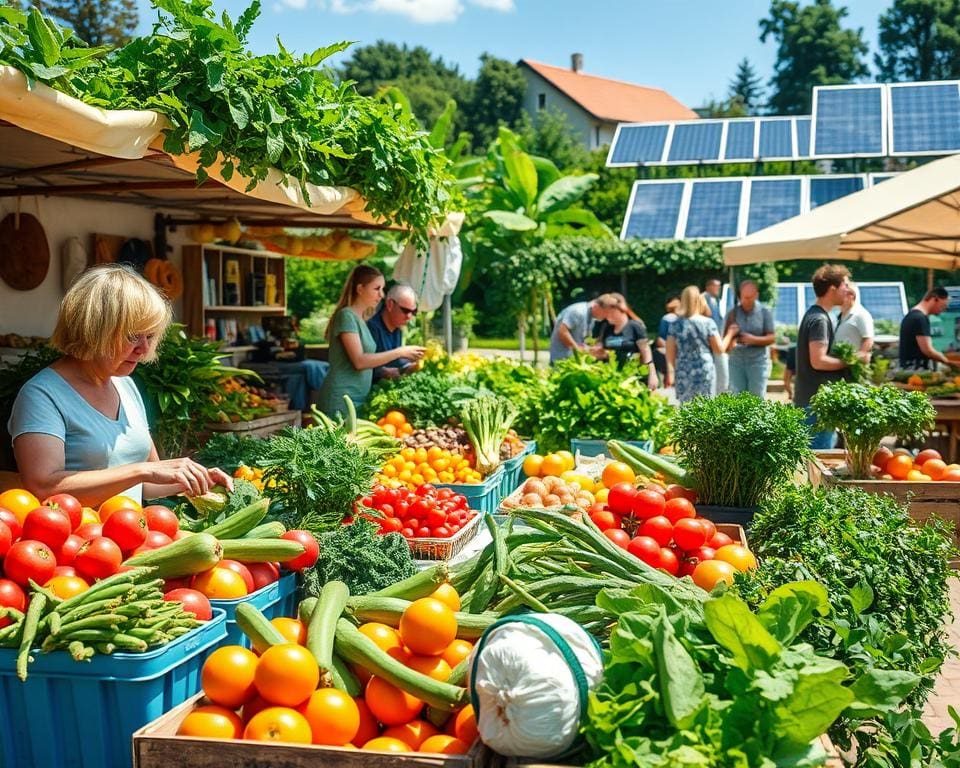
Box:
[468, 613, 603, 758]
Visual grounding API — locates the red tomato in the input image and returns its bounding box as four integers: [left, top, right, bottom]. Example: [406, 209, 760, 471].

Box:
[144, 505, 180, 538]
[74, 537, 123, 581]
[709, 531, 735, 549]
[673, 518, 708, 551]
[380, 517, 403, 534]
[379, 504, 395, 518]
[401, 527, 414, 538]
[406, 518, 420, 531]
[415, 527, 431, 538]
[76, 523, 103, 540]
[102, 507, 147, 552]
[164, 588, 213, 621]
[631, 489, 665, 520]
[589, 509, 621, 531]
[603, 528, 631, 549]
[52, 565, 77, 578]
[663, 498, 696, 524]
[0, 508, 21, 541]
[0, 579, 26, 628]
[639, 516, 674, 547]
[42, 493, 82, 531]
[220, 559, 256, 593]
[433, 526, 452, 538]
[143, 530, 174, 550]
[4, 539, 57, 587]
[698, 518, 717, 543]
[644, 483, 667, 496]
[658, 547, 680, 576]
[606, 483, 638, 515]
[22, 506, 72, 551]
[279, 530, 319, 571]
[437, 489, 454, 501]
[416, 484, 436, 497]
[665, 484, 698, 504]
[627, 535, 661, 566]
[690, 545, 717, 564]
[173, 529, 193, 541]
[425, 507, 446, 529]
[247, 562, 280, 591]
[58, 534, 85, 566]
[0, 520, 10, 559]
[163, 576, 192, 592]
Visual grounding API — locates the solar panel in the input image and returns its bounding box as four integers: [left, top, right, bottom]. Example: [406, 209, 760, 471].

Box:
[809, 176, 865, 209]
[858, 284, 906, 322]
[608, 124, 669, 165]
[889, 83, 960, 155]
[667, 122, 723, 162]
[812, 85, 886, 156]
[774, 285, 799, 326]
[621, 182, 685, 239]
[796, 118, 811, 157]
[759, 119, 794, 158]
[683, 180, 743, 238]
[869, 173, 898, 184]
[803, 285, 817, 311]
[746, 178, 802, 233]
[724, 120, 756, 160]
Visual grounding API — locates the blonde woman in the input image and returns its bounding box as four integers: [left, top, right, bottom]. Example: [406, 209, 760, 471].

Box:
[666, 286, 739, 402]
[9, 264, 233, 506]
[594, 293, 659, 390]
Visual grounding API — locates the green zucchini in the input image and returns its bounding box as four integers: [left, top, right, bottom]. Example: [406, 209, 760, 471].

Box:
[608, 440, 690, 487]
[235, 603, 287, 654]
[306, 581, 350, 686]
[123, 533, 222, 578]
[373, 563, 448, 600]
[203, 499, 270, 539]
[345, 595, 498, 640]
[243, 521, 287, 539]
[219, 538, 304, 563]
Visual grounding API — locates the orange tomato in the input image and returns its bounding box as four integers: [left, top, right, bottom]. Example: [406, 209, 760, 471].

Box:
[243, 707, 313, 744]
[0, 488, 40, 525]
[906, 469, 932, 481]
[942, 468, 960, 482]
[406, 654, 452, 682]
[383, 411, 408, 429]
[540, 454, 566, 478]
[202, 645, 259, 708]
[885, 454, 913, 480]
[191, 567, 248, 599]
[601, 461, 636, 489]
[365, 676, 424, 726]
[358, 623, 404, 655]
[555, 450, 576, 472]
[522, 454, 545, 478]
[97, 494, 141, 523]
[451, 705, 478, 745]
[80, 507, 99, 525]
[382, 719, 439, 749]
[177, 705, 244, 739]
[44, 575, 89, 599]
[352, 697, 380, 747]
[429, 583, 461, 612]
[922, 459, 947, 481]
[915, 449, 943, 466]
[692, 560, 738, 591]
[297, 688, 360, 746]
[713, 544, 757, 572]
[420, 734, 470, 754]
[362, 736, 412, 752]
[270, 617, 307, 645]
[441, 638, 474, 668]
[254, 643, 320, 707]
[399, 598, 457, 657]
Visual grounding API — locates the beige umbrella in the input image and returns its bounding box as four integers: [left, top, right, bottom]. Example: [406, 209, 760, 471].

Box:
[723, 153, 960, 271]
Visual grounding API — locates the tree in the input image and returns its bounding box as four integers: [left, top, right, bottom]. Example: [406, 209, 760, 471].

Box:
[759, 0, 869, 114]
[516, 107, 589, 172]
[33, 0, 137, 46]
[728, 58, 765, 114]
[463, 54, 526, 150]
[875, 0, 960, 81]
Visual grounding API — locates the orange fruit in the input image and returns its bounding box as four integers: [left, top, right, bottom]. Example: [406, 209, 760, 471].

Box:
[365, 676, 424, 726]
[922, 459, 947, 481]
[352, 697, 380, 747]
[177, 705, 244, 739]
[0, 488, 41, 525]
[44, 575, 89, 599]
[406, 654, 452, 682]
[362, 736, 412, 752]
[202, 645, 259, 708]
[254, 644, 320, 707]
[451, 704, 478, 745]
[297, 688, 360, 746]
[358, 623, 404, 655]
[420, 734, 470, 754]
[382, 423, 398, 437]
[429, 583, 461, 612]
[382, 719, 439, 749]
[885, 454, 913, 480]
[522, 454, 544, 478]
[191, 567, 248, 599]
[540, 454, 566, 478]
[399, 598, 457, 656]
[441, 638, 474, 668]
[97, 494, 141, 523]
[713, 544, 757, 572]
[243, 707, 312, 744]
[384, 411, 407, 429]
[601, 461, 636, 489]
[915, 448, 943, 465]
[270, 617, 307, 645]
[594, 488, 609, 504]
[691, 560, 738, 591]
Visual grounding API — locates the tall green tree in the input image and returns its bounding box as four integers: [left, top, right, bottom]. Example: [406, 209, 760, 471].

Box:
[759, 0, 869, 114]
[728, 57, 765, 114]
[516, 107, 589, 172]
[32, 0, 137, 46]
[463, 54, 526, 150]
[875, 0, 960, 81]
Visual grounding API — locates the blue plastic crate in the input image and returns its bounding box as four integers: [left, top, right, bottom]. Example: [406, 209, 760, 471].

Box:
[211, 572, 299, 648]
[435, 466, 504, 514]
[0, 608, 226, 768]
[571, 438, 653, 459]
[499, 440, 537, 499]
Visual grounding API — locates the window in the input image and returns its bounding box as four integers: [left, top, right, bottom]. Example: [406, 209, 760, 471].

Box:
[537, 93, 546, 110]
[595, 125, 601, 147]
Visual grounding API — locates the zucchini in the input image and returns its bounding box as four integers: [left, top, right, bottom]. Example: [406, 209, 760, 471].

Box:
[298, 597, 318, 625]
[243, 521, 286, 539]
[331, 653, 361, 696]
[373, 563, 448, 601]
[123, 533, 222, 578]
[203, 499, 270, 539]
[235, 603, 286, 654]
[608, 440, 690, 487]
[306, 581, 350, 686]
[334, 619, 467, 710]
[219, 538, 304, 563]
[345, 595, 498, 640]
[425, 658, 470, 727]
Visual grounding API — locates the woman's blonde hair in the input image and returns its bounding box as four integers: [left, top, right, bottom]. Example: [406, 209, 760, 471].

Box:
[677, 285, 708, 319]
[325, 265, 383, 341]
[51, 264, 172, 362]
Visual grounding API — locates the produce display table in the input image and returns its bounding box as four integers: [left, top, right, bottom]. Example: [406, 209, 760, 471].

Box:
[931, 398, 960, 464]
[203, 408, 302, 439]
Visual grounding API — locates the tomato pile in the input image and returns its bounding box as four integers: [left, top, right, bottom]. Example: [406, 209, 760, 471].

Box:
[870, 446, 960, 482]
[587, 481, 758, 591]
[358, 484, 477, 539]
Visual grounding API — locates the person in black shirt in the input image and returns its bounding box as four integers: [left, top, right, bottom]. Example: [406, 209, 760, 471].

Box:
[594, 293, 658, 390]
[367, 284, 419, 382]
[795, 264, 850, 449]
[899, 286, 958, 371]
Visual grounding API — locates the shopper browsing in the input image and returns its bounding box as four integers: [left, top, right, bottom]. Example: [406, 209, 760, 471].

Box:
[367, 283, 420, 382]
[899, 286, 958, 371]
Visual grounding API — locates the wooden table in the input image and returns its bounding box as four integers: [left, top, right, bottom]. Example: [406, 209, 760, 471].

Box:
[931, 399, 960, 464]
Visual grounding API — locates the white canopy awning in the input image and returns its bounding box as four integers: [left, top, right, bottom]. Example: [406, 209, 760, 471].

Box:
[723, 153, 960, 271]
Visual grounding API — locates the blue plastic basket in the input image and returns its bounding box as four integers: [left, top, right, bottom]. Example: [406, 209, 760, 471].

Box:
[210, 572, 299, 648]
[435, 466, 505, 514]
[0, 608, 226, 768]
[571, 438, 653, 459]
[499, 440, 537, 499]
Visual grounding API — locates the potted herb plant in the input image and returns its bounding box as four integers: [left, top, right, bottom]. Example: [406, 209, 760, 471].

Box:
[451, 303, 477, 353]
[810, 381, 935, 480]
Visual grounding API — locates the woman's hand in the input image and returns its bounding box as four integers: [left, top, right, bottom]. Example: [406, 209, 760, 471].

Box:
[145, 458, 224, 497]
[399, 345, 426, 360]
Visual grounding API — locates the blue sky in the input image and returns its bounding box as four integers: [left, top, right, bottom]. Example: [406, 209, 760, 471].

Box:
[135, 0, 892, 108]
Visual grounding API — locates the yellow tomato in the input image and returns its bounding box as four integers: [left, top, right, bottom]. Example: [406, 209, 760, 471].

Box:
[595, 488, 610, 504]
[556, 450, 576, 472]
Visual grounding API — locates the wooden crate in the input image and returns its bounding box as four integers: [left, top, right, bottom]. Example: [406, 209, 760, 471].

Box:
[134, 693, 489, 768]
[716, 523, 748, 548]
[202, 409, 301, 439]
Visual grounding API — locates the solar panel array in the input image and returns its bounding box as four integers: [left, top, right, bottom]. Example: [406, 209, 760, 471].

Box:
[769, 283, 908, 327]
[620, 174, 886, 241]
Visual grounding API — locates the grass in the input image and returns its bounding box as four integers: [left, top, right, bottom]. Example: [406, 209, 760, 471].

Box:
[471, 337, 523, 350]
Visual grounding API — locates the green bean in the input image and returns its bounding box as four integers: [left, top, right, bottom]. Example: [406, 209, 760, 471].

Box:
[56, 614, 126, 636]
[57, 576, 136, 613]
[17, 593, 46, 681]
[57, 597, 123, 625]
[95, 642, 117, 655]
[499, 574, 550, 613]
[28, 580, 63, 606]
[111, 633, 148, 651]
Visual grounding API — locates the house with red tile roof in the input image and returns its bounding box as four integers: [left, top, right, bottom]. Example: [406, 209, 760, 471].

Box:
[518, 55, 698, 151]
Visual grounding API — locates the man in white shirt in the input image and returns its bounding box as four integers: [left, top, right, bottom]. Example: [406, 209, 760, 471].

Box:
[835, 282, 874, 361]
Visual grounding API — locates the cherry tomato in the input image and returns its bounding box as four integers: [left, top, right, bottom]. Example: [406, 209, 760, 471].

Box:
[247, 562, 280, 591]
[164, 588, 213, 621]
[0, 507, 21, 540]
[4, 539, 57, 587]
[0, 520, 10, 559]
[74, 536, 123, 581]
[144, 505, 180, 538]
[433, 526, 452, 538]
[425, 507, 446, 529]
[657, 547, 680, 575]
[663, 498, 697, 524]
[279, 530, 319, 571]
[606, 483, 638, 515]
[631, 489, 665, 520]
[665, 484, 698, 504]
[42, 493, 83, 531]
[709, 531, 735, 549]
[639, 516, 674, 547]
[380, 517, 403, 534]
[0, 579, 27, 629]
[416, 484, 436, 497]
[673, 518, 708, 551]
[22, 506, 72, 551]
[603, 528, 631, 549]
[415, 527, 431, 538]
[437, 489, 454, 501]
[401, 528, 414, 538]
[406, 518, 419, 531]
[627, 535, 661, 566]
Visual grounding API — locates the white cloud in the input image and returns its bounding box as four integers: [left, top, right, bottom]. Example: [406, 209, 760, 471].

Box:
[324, 0, 512, 22]
[273, 0, 308, 10]
[468, 0, 514, 10]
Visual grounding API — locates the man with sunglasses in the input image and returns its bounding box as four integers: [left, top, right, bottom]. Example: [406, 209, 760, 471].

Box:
[367, 283, 420, 381]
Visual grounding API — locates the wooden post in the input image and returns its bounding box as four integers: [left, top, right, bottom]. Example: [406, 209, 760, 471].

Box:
[928, 268, 935, 292]
[443, 293, 453, 354]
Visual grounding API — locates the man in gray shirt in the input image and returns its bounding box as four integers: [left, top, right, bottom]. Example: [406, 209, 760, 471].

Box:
[725, 280, 775, 397]
[549, 297, 606, 363]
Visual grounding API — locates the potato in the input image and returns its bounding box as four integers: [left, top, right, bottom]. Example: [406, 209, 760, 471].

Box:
[521, 493, 543, 507]
[523, 479, 547, 497]
[543, 494, 561, 507]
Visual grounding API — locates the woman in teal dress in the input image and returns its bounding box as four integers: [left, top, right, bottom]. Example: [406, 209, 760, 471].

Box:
[316, 266, 424, 418]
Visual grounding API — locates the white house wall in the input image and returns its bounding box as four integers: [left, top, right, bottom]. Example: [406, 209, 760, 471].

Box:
[520, 68, 611, 151]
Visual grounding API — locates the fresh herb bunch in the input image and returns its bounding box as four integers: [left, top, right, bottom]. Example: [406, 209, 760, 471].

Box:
[254, 425, 379, 534]
[831, 340, 870, 383]
[535, 355, 672, 454]
[194, 433, 265, 473]
[669, 393, 811, 508]
[810, 382, 936, 479]
[464, 358, 546, 437]
[364, 372, 484, 428]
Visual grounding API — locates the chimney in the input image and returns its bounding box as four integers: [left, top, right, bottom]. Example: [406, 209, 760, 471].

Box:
[571, 53, 583, 73]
